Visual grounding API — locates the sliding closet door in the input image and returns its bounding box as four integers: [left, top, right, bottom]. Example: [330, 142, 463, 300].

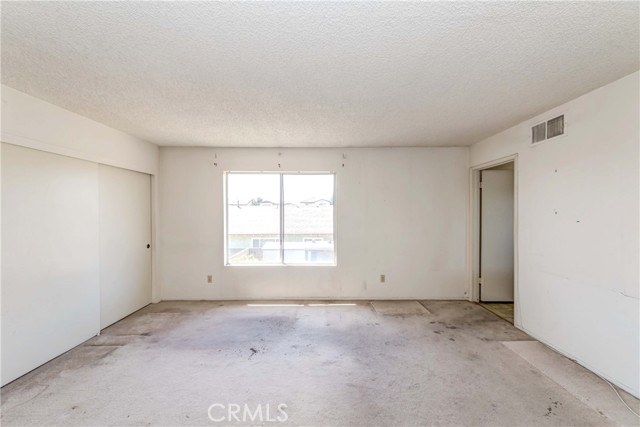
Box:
[1, 144, 100, 386]
[99, 165, 152, 328]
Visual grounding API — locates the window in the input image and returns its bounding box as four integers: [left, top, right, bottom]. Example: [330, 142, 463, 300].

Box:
[225, 172, 335, 265]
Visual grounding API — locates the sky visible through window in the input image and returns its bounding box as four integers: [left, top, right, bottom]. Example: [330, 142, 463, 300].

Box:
[227, 173, 333, 204]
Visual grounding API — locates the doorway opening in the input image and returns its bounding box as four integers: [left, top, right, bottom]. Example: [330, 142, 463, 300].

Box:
[472, 159, 516, 325]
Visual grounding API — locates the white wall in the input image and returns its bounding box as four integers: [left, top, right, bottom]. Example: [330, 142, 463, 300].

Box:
[470, 71, 640, 397]
[1, 144, 101, 385]
[159, 147, 469, 300]
[1, 85, 158, 175]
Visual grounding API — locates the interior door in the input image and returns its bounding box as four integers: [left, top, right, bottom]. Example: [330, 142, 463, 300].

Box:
[99, 164, 152, 328]
[480, 169, 514, 302]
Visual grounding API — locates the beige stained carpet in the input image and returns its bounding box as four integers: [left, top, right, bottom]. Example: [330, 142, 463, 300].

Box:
[480, 302, 515, 324]
[370, 300, 431, 316]
[2, 300, 638, 426]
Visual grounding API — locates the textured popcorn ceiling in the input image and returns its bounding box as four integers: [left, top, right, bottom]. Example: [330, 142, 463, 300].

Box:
[2, 2, 638, 147]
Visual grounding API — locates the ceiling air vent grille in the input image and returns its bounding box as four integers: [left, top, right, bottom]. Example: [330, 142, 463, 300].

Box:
[531, 114, 564, 144]
[532, 122, 546, 143]
[547, 115, 564, 139]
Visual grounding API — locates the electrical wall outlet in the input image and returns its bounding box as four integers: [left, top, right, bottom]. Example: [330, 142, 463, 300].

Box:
[380, 274, 386, 283]
[207, 275, 213, 284]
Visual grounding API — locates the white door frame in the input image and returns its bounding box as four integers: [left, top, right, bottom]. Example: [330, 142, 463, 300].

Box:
[468, 154, 520, 327]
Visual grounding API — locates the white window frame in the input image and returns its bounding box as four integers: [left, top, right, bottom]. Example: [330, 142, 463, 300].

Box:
[224, 171, 337, 267]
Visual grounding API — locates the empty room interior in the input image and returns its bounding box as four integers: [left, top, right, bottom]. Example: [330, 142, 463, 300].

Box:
[1, 2, 639, 426]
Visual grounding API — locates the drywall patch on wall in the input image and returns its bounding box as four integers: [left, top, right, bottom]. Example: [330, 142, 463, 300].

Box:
[469, 71, 640, 397]
[159, 147, 469, 300]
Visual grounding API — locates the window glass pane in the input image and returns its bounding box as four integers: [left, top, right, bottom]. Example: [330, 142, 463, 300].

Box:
[227, 174, 281, 264]
[283, 174, 335, 264]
